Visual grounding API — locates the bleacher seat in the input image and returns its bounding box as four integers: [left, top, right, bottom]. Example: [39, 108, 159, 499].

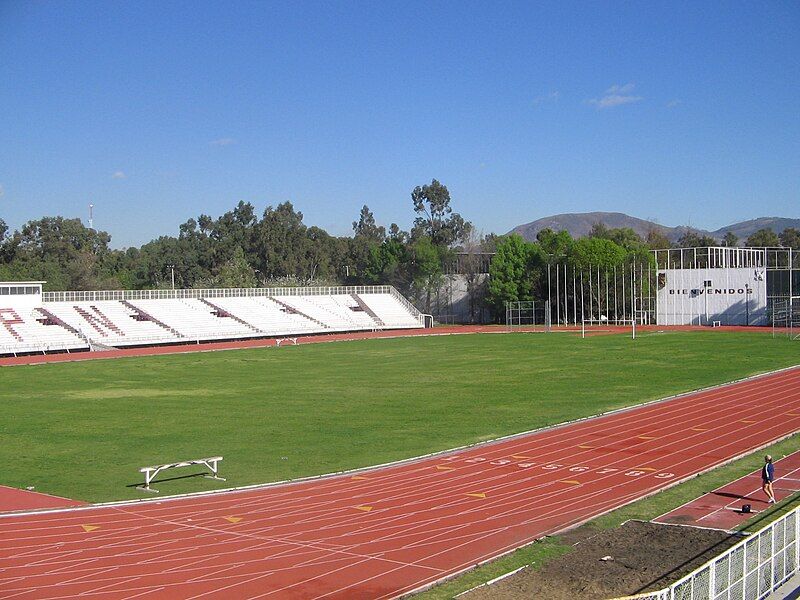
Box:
[0, 287, 423, 355]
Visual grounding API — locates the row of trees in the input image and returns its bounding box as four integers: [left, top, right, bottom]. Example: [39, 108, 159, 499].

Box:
[1, 185, 798, 319]
[0, 180, 477, 312]
[485, 223, 800, 318]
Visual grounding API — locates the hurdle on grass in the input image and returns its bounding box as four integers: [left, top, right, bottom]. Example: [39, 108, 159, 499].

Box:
[138, 456, 225, 493]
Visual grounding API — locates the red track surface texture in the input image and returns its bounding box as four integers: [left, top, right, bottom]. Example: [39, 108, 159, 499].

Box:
[2, 367, 799, 599]
[0, 487, 85, 513]
[655, 450, 800, 530]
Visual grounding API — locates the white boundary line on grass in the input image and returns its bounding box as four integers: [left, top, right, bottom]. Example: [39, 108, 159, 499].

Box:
[3, 363, 798, 521]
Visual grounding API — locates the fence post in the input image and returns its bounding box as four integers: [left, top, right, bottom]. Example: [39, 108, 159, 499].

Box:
[708, 555, 715, 600]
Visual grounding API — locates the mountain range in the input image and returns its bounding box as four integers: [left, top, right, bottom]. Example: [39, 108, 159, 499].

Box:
[509, 212, 800, 243]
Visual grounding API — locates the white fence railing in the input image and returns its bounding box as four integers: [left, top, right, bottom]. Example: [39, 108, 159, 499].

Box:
[42, 285, 397, 303]
[614, 507, 799, 600]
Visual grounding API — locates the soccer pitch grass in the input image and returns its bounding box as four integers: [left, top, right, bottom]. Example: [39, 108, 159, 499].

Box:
[2, 331, 798, 503]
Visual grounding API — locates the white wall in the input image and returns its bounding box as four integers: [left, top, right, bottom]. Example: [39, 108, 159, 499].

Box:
[656, 267, 767, 325]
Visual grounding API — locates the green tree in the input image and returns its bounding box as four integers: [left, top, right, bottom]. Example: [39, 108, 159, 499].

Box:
[409, 236, 444, 313]
[676, 230, 717, 248]
[364, 239, 408, 288]
[536, 228, 573, 258]
[387, 223, 408, 244]
[568, 237, 628, 270]
[410, 179, 472, 247]
[487, 234, 541, 318]
[7, 216, 114, 290]
[352, 205, 385, 244]
[645, 228, 671, 250]
[745, 228, 780, 247]
[722, 231, 739, 247]
[778, 228, 800, 250]
[254, 202, 310, 279]
[211, 246, 257, 288]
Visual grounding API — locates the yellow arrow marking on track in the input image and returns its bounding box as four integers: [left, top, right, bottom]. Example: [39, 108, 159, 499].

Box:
[560, 480, 581, 485]
[224, 516, 243, 524]
[351, 476, 369, 480]
[355, 505, 373, 512]
[578, 445, 595, 449]
[436, 465, 455, 471]
[511, 455, 533, 460]
[787, 413, 800, 417]
[465, 493, 486, 499]
[80, 525, 100, 533]
[637, 436, 657, 440]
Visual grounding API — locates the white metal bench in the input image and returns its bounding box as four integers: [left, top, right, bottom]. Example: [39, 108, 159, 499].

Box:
[138, 456, 224, 493]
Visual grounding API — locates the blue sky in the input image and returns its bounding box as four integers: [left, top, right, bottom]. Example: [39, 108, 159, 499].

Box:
[1, 1, 798, 248]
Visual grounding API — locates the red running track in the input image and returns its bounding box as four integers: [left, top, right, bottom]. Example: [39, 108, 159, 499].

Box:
[1, 366, 799, 599]
[655, 450, 800, 530]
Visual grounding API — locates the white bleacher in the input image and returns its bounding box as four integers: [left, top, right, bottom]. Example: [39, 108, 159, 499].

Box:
[0, 284, 424, 356]
[43, 301, 178, 347]
[277, 294, 379, 331]
[210, 296, 323, 336]
[0, 306, 86, 355]
[358, 293, 422, 328]
[129, 299, 257, 341]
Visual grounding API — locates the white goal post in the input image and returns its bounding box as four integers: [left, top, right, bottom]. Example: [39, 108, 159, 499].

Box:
[581, 317, 636, 339]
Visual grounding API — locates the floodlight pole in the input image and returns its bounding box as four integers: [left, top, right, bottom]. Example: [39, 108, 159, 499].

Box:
[167, 264, 175, 290]
[745, 283, 750, 326]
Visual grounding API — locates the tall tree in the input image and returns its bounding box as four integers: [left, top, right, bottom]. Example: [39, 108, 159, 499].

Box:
[211, 246, 257, 288]
[645, 228, 671, 250]
[536, 228, 573, 258]
[486, 234, 541, 318]
[568, 237, 628, 270]
[745, 228, 780, 247]
[352, 205, 385, 244]
[8, 216, 114, 289]
[254, 202, 309, 279]
[409, 236, 444, 313]
[722, 231, 739, 247]
[676, 230, 717, 248]
[778, 228, 800, 250]
[410, 179, 471, 246]
[387, 223, 408, 244]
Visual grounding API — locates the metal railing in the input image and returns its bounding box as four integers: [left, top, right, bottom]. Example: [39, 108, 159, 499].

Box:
[387, 286, 424, 324]
[42, 285, 399, 303]
[614, 506, 799, 600]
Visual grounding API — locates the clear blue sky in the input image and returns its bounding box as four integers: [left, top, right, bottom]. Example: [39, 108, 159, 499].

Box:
[1, 1, 798, 248]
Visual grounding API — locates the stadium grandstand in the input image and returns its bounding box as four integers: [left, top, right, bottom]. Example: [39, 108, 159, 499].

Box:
[0, 282, 427, 357]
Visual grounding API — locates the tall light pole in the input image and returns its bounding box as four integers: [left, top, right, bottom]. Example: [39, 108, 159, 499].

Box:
[88, 204, 94, 230]
[745, 283, 751, 326]
[167, 264, 175, 290]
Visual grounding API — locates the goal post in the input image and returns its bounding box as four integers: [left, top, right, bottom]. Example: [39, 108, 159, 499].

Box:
[505, 300, 550, 332]
[581, 317, 636, 339]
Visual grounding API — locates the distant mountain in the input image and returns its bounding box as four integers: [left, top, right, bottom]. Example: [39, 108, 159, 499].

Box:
[509, 212, 800, 243]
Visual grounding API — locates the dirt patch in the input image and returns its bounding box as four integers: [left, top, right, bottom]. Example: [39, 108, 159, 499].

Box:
[462, 521, 742, 600]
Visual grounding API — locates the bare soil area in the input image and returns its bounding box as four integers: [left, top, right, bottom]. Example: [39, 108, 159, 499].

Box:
[463, 521, 742, 600]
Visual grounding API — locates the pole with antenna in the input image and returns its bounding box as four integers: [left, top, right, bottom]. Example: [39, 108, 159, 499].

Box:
[88, 204, 94, 230]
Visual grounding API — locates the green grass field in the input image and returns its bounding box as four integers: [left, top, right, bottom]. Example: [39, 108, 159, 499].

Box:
[1, 331, 798, 502]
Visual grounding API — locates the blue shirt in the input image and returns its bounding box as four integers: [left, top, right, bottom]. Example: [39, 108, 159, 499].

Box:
[762, 463, 774, 482]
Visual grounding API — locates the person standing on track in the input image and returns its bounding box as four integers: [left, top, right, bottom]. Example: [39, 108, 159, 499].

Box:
[762, 455, 776, 504]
